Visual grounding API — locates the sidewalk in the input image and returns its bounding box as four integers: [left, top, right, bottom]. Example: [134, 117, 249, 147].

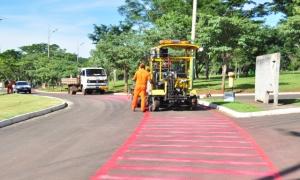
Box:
[199, 93, 300, 118]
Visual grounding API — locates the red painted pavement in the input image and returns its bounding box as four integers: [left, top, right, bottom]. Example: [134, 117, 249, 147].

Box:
[91, 105, 281, 180]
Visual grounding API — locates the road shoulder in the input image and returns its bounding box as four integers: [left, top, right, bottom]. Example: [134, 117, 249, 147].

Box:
[0, 96, 68, 128]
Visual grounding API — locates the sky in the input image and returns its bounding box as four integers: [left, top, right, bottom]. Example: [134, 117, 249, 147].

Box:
[0, 0, 283, 58]
[0, 0, 124, 58]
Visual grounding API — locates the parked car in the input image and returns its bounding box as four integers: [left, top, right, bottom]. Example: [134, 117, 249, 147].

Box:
[14, 81, 31, 94]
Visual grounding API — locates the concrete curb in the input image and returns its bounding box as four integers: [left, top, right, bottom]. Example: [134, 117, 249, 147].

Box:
[198, 100, 300, 118]
[199, 92, 300, 98]
[0, 96, 68, 128]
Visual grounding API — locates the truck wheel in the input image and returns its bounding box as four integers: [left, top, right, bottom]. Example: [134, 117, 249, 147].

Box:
[70, 85, 77, 95]
[83, 89, 87, 95]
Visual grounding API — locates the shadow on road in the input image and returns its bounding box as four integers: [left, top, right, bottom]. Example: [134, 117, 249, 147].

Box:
[276, 128, 300, 138]
[257, 163, 300, 180]
[151, 105, 212, 112]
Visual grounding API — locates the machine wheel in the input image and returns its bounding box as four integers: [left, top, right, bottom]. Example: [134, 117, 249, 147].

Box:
[83, 89, 87, 95]
[28, 90, 31, 94]
[100, 90, 105, 94]
[149, 97, 160, 112]
[190, 97, 197, 110]
[153, 100, 160, 111]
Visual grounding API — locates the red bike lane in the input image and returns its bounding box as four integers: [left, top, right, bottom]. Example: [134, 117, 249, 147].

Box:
[91, 108, 281, 180]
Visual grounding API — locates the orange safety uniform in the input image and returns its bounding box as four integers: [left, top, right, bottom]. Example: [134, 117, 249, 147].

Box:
[131, 68, 150, 112]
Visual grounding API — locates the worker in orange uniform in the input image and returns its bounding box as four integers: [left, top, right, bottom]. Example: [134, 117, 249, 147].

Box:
[131, 63, 150, 112]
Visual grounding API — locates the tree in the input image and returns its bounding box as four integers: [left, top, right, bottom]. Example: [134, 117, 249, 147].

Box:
[0, 49, 22, 80]
[88, 22, 132, 44]
[196, 14, 260, 91]
[91, 31, 146, 92]
[277, 0, 300, 70]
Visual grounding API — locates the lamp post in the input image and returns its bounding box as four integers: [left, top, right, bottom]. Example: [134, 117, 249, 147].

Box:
[76, 42, 84, 64]
[191, 0, 197, 43]
[48, 27, 58, 58]
[190, 0, 198, 89]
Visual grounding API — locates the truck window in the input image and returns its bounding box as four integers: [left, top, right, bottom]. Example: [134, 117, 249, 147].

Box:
[81, 70, 85, 76]
[86, 69, 106, 76]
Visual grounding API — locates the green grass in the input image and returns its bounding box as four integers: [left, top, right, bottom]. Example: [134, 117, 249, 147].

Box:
[40, 85, 68, 92]
[194, 72, 300, 94]
[37, 72, 300, 94]
[109, 80, 133, 93]
[204, 98, 262, 112]
[0, 94, 63, 120]
[38, 81, 133, 93]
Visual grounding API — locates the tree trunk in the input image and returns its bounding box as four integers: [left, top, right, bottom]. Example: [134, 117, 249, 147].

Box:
[124, 67, 128, 92]
[221, 63, 227, 93]
[195, 63, 199, 79]
[205, 58, 209, 80]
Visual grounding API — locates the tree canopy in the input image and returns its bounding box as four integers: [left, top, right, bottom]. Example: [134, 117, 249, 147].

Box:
[1, 0, 299, 92]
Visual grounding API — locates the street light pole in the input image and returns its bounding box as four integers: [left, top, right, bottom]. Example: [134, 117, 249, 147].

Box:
[76, 42, 84, 64]
[190, 0, 198, 89]
[48, 27, 58, 58]
[191, 0, 197, 43]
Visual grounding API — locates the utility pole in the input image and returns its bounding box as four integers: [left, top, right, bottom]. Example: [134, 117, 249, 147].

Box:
[191, 0, 197, 43]
[76, 42, 84, 64]
[48, 27, 58, 58]
[190, 0, 198, 89]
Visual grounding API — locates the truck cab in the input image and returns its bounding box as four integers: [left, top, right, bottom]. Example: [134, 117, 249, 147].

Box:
[80, 67, 108, 95]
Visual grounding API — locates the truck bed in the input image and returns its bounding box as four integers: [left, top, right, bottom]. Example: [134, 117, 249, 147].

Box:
[61, 78, 79, 85]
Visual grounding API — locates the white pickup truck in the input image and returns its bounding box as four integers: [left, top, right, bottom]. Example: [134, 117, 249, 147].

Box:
[61, 67, 108, 95]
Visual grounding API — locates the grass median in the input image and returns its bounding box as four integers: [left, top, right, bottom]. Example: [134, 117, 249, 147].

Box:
[203, 98, 262, 112]
[0, 94, 63, 121]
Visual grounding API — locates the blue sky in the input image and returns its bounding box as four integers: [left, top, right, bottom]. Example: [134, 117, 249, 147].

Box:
[0, 0, 124, 57]
[0, 0, 283, 58]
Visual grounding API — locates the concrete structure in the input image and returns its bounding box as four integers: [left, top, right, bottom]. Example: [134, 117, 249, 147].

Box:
[255, 53, 280, 105]
[0, 82, 3, 92]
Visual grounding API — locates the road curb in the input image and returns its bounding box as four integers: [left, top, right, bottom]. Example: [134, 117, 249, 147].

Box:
[0, 96, 68, 128]
[199, 92, 300, 98]
[198, 100, 300, 118]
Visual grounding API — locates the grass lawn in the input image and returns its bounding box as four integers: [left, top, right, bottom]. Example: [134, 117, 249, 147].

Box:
[39, 85, 68, 92]
[37, 72, 300, 94]
[108, 80, 133, 93]
[194, 72, 300, 94]
[204, 98, 262, 112]
[0, 94, 63, 121]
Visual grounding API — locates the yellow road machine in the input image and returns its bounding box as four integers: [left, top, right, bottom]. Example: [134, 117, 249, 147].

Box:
[148, 40, 200, 111]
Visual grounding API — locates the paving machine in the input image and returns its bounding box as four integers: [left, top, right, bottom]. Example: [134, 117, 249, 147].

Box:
[148, 40, 200, 111]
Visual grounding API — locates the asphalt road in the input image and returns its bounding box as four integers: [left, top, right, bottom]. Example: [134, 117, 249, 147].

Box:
[0, 92, 300, 180]
[0, 93, 142, 180]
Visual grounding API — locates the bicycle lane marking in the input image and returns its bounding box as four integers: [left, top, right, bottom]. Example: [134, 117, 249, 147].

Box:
[90, 111, 281, 180]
